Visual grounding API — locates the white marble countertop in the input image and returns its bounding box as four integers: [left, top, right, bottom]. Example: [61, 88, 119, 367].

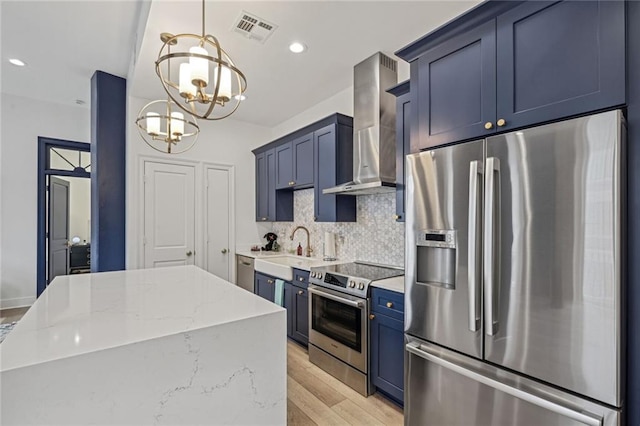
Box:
[0, 266, 284, 372]
[236, 249, 288, 259]
[371, 275, 405, 293]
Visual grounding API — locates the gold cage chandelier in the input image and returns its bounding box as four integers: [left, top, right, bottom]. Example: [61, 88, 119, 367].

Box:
[155, 0, 247, 121]
[137, 34, 200, 154]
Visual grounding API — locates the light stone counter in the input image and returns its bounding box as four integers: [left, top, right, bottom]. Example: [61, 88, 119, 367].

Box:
[370, 275, 405, 293]
[0, 266, 286, 425]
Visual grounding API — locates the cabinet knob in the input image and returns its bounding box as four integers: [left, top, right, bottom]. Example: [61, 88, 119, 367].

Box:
[484, 122, 494, 130]
[298, 290, 304, 295]
[386, 302, 394, 308]
[267, 279, 274, 284]
[497, 118, 507, 127]
[393, 214, 401, 220]
[261, 217, 267, 221]
[369, 314, 376, 320]
[289, 181, 295, 186]
[298, 276, 304, 282]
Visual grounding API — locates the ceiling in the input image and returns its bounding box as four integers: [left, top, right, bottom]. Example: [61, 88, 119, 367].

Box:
[2, 0, 480, 128]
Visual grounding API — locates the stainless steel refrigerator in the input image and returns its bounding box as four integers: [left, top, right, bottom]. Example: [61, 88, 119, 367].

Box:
[405, 110, 625, 425]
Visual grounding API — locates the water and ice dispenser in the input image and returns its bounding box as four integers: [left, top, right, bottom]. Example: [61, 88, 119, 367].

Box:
[415, 230, 457, 289]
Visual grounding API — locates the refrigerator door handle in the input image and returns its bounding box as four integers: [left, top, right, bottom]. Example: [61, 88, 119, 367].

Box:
[406, 342, 604, 426]
[468, 160, 482, 332]
[484, 157, 500, 336]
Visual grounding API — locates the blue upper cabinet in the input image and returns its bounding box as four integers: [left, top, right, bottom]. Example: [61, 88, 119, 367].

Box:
[275, 142, 293, 190]
[399, 0, 626, 150]
[255, 151, 269, 221]
[416, 20, 496, 149]
[496, 1, 625, 131]
[314, 119, 356, 222]
[255, 148, 293, 222]
[388, 81, 411, 223]
[292, 133, 314, 188]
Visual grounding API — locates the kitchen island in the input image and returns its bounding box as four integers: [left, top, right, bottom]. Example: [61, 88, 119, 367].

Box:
[0, 266, 286, 425]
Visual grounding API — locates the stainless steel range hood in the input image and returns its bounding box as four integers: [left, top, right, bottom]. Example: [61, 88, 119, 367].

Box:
[323, 52, 398, 196]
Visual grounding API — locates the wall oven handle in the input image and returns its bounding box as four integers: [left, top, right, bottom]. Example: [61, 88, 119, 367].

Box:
[484, 157, 500, 336]
[308, 287, 364, 308]
[406, 342, 603, 426]
[468, 160, 482, 332]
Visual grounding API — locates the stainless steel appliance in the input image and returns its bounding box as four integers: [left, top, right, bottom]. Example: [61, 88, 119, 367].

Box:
[235, 255, 254, 292]
[323, 52, 398, 195]
[308, 262, 404, 395]
[405, 110, 625, 424]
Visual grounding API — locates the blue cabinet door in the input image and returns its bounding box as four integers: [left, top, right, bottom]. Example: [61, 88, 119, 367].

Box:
[275, 142, 293, 189]
[266, 149, 276, 220]
[255, 151, 269, 221]
[416, 20, 497, 149]
[292, 133, 314, 188]
[314, 124, 356, 222]
[496, 0, 625, 131]
[292, 286, 309, 346]
[254, 272, 275, 302]
[370, 312, 404, 404]
[395, 91, 411, 223]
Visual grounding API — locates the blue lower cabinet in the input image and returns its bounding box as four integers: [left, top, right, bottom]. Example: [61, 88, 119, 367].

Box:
[254, 272, 275, 302]
[370, 288, 404, 405]
[291, 286, 309, 346]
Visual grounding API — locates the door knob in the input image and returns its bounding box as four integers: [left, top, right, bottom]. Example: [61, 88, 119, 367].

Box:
[186, 251, 193, 257]
[221, 248, 228, 254]
[497, 118, 507, 127]
[484, 122, 494, 130]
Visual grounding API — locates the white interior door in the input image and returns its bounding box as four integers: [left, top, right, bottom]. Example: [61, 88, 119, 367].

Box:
[143, 161, 195, 268]
[205, 166, 232, 280]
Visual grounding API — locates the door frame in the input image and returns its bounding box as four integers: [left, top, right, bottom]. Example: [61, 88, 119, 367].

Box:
[37, 137, 91, 296]
[203, 162, 236, 283]
[138, 155, 201, 269]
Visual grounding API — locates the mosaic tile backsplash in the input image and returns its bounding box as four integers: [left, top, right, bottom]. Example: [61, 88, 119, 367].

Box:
[264, 189, 405, 267]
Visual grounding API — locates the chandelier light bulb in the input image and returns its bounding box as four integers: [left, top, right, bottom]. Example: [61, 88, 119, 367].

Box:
[189, 45, 209, 87]
[146, 112, 161, 136]
[170, 112, 185, 137]
[214, 65, 232, 100]
[179, 63, 196, 99]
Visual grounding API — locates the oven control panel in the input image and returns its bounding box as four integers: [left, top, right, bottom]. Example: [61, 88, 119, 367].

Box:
[310, 271, 369, 297]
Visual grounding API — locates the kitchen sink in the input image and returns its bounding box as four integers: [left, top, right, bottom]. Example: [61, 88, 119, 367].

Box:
[253, 255, 328, 281]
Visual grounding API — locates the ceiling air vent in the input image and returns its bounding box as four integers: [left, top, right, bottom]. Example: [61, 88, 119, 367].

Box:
[232, 11, 278, 44]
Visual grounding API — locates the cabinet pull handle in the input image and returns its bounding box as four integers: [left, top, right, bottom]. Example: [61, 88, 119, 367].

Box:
[369, 314, 376, 320]
[386, 302, 394, 308]
[484, 122, 494, 130]
[497, 118, 506, 127]
[298, 290, 304, 295]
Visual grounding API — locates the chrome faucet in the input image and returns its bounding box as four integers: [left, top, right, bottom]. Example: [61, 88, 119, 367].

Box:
[290, 226, 312, 257]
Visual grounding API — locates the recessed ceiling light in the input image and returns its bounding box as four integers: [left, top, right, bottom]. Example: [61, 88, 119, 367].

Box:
[234, 94, 246, 101]
[289, 42, 307, 54]
[9, 58, 26, 67]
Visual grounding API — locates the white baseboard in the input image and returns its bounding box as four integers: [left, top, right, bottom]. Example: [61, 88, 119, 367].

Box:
[0, 296, 35, 310]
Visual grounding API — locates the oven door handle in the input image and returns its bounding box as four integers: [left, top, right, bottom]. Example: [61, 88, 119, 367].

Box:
[308, 287, 364, 308]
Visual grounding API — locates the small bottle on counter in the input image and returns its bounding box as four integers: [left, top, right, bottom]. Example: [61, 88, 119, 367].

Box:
[297, 243, 302, 256]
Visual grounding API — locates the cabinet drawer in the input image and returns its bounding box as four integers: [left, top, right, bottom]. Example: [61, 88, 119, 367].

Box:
[371, 288, 404, 320]
[292, 268, 309, 289]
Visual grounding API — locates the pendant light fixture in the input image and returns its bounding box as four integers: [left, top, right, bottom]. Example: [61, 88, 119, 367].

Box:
[155, 0, 247, 121]
[136, 34, 200, 154]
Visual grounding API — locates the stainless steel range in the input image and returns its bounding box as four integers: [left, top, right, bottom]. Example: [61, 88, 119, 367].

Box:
[308, 261, 403, 396]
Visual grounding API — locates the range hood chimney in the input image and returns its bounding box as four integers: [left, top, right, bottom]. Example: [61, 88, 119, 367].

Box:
[323, 52, 398, 196]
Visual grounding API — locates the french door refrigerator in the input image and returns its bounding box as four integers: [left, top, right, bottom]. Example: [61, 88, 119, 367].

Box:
[405, 110, 625, 425]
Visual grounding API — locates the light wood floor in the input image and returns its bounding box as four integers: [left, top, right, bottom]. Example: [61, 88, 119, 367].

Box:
[0, 307, 29, 324]
[287, 340, 403, 425]
[1, 308, 403, 425]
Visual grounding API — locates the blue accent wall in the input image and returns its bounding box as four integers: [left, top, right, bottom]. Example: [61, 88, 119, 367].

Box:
[626, 2, 640, 424]
[90, 71, 126, 272]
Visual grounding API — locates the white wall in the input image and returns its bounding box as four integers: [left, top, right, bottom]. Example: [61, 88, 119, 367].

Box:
[0, 93, 90, 308]
[126, 96, 272, 270]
